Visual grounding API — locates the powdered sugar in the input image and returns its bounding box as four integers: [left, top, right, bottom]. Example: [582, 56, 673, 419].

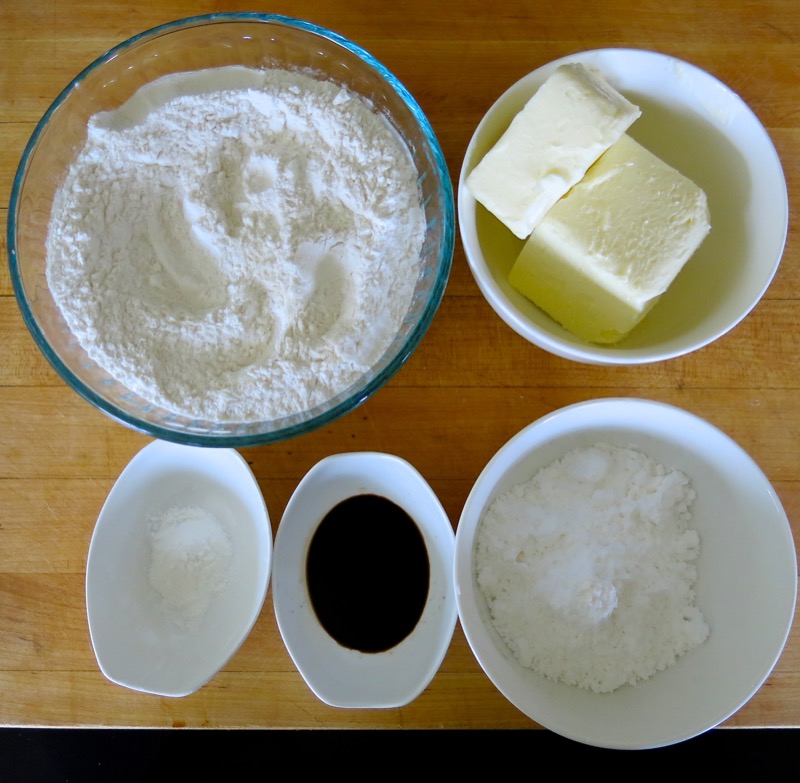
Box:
[475, 442, 709, 693]
[46, 66, 425, 421]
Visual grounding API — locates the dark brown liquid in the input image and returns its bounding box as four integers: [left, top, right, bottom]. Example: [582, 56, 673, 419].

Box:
[305, 493, 430, 653]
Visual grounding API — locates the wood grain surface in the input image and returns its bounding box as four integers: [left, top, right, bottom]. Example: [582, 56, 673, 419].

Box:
[1, 0, 798, 730]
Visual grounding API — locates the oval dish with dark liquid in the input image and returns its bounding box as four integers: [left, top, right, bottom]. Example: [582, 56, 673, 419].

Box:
[272, 451, 457, 708]
[306, 493, 430, 653]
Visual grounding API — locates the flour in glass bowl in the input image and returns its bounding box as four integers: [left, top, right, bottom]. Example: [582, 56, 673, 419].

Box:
[475, 442, 710, 694]
[45, 66, 425, 422]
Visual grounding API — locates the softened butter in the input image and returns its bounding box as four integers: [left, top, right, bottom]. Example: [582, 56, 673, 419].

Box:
[508, 134, 711, 344]
[466, 62, 641, 240]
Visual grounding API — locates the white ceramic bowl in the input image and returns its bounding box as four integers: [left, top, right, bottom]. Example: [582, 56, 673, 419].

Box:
[454, 398, 796, 749]
[272, 452, 457, 708]
[458, 48, 788, 364]
[86, 440, 272, 697]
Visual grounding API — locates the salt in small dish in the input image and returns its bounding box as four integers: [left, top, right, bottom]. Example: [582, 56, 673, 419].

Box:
[272, 451, 457, 708]
[85, 439, 272, 697]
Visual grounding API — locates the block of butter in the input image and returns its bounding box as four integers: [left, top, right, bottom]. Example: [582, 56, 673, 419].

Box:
[508, 134, 711, 344]
[466, 62, 641, 239]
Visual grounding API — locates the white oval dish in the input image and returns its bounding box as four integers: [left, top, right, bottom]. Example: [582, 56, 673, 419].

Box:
[272, 452, 457, 708]
[86, 439, 272, 697]
[458, 48, 788, 364]
[455, 398, 797, 749]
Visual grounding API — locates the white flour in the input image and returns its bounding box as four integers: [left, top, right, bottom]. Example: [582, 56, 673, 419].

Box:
[475, 442, 709, 693]
[148, 505, 232, 626]
[46, 66, 425, 422]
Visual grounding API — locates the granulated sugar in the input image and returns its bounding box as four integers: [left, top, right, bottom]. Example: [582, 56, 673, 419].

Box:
[46, 66, 425, 422]
[475, 442, 709, 693]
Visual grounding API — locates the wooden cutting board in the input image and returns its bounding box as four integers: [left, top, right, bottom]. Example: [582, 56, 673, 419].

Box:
[1, 0, 798, 730]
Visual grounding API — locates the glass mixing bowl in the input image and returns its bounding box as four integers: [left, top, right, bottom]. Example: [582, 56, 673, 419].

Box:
[8, 13, 454, 446]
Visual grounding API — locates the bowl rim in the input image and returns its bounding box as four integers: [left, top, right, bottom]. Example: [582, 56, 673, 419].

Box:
[7, 12, 455, 447]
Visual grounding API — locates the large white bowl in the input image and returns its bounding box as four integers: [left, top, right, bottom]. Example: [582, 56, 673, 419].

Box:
[86, 440, 272, 697]
[458, 49, 788, 364]
[454, 398, 796, 749]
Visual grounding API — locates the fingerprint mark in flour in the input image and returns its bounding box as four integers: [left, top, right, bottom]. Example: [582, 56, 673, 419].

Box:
[145, 182, 227, 315]
[209, 137, 289, 244]
[289, 242, 350, 347]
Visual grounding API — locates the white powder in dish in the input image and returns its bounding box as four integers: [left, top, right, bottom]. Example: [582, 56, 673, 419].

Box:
[46, 66, 425, 422]
[475, 442, 709, 693]
[149, 505, 232, 626]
